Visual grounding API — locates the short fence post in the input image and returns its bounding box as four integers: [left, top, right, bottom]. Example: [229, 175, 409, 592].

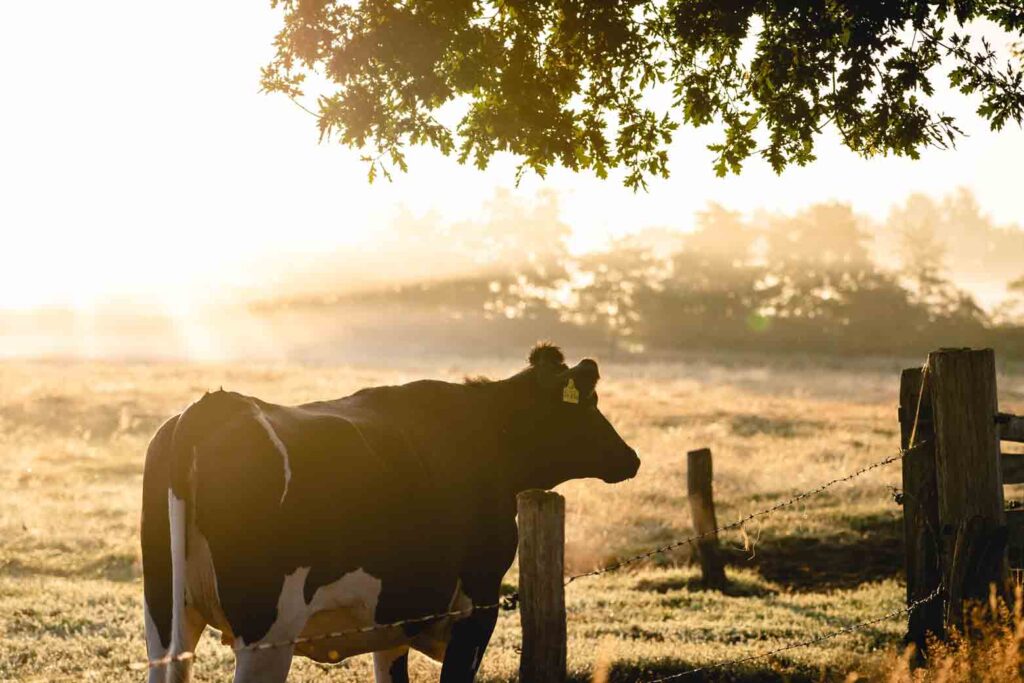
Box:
[517, 489, 567, 683]
[899, 366, 943, 647]
[687, 448, 727, 589]
[928, 348, 1007, 632]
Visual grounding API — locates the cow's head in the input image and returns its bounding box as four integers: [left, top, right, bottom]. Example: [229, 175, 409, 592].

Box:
[506, 343, 640, 490]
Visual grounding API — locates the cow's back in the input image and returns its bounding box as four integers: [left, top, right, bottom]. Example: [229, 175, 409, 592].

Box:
[179, 388, 469, 645]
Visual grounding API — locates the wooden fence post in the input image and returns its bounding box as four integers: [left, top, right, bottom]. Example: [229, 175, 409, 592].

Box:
[687, 448, 727, 589]
[928, 348, 1007, 632]
[518, 489, 567, 683]
[899, 366, 943, 648]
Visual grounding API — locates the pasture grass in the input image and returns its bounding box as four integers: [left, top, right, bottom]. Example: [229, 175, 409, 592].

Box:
[4, 354, 1024, 681]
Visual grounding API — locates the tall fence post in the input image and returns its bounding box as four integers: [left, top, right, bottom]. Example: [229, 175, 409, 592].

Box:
[518, 489, 567, 683]
[899, 366, 943, 648]
[928, 348, 1007, 632]
[687, 448, 727, 589]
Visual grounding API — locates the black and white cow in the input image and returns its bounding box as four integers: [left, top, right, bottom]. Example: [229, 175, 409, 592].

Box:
[141, 344, 640, 683]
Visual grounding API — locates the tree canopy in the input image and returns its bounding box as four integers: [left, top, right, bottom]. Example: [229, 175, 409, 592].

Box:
[263, 1, 1024, 188]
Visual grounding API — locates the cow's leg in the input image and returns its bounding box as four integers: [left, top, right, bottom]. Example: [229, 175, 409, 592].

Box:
[372, 646, 410, 683]
[232, 645, 294, 683]
[145, 604, 205, 683]
[168, 608, 207, 683]
[144, 596, 172, 683]
[438, 605, 498, 683]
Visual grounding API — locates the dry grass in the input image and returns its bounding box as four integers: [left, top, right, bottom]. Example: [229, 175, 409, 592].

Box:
[878, 586, 1024, 683]
[4, 354, 1024, 681]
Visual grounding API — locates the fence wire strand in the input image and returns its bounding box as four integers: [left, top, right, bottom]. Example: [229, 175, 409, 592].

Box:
[140, 368, 930, 671]
[643, 584, 944, 682]
[565, 445, 917, 586]
[137, 595, 518, 670]
[139, 442, 918, 670]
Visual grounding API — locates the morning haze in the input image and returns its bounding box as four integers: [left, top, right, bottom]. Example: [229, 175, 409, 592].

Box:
[3, 2, 1024, 683]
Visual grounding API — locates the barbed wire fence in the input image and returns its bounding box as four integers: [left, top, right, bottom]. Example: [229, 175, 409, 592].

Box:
[142, 436, 937, 675]
[563, 447, 914, 587]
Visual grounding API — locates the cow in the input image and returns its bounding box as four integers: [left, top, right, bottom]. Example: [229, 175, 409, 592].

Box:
[141, 343, 640, 683]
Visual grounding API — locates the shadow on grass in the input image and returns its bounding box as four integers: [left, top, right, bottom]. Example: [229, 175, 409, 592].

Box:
[2, 552, 140, 582]
[564, 660, 828, 682]
[737, 511, 904, 591]
[633, 573, 776, 598]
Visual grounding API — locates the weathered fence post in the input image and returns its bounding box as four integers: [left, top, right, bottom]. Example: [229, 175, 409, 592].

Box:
[687, 448, 727, 589]
[927, 348, 1007, 632]
[899, 366, 943, 647]
[518, 489, 567, 683]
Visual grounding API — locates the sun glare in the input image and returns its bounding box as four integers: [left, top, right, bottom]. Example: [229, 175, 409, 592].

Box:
[1, 3, 1023, 363]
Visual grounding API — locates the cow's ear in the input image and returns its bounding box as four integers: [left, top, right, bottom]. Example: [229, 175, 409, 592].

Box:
[568, 359, 599, 399]
[553, 359, 599, 404]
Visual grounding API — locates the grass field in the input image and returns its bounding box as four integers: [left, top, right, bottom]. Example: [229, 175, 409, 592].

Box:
[4, 354, 1024, 682]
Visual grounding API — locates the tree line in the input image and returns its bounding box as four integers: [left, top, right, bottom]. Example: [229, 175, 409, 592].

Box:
[259, 189, 1024, 358]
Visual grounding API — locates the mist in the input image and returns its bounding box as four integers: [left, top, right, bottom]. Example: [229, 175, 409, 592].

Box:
[6, 187, 1024, 363]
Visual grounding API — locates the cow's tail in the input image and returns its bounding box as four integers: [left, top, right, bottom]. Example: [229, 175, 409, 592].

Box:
[163, 391, 252, 679]
[142, 415, 179, 683]
[166, 480, 191, 681]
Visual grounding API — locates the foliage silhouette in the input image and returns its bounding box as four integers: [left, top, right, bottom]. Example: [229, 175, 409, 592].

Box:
[264, 1, 1024, 187]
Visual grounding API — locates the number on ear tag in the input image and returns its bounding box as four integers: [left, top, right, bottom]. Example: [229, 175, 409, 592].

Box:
[562, 378, 580, 404]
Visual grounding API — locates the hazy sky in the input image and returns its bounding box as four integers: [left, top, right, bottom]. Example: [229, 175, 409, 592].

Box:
[2, 2, 1023, 310]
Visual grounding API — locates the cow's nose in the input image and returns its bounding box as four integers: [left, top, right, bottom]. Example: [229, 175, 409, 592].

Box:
[604, 447, 640, 483]
[625, 449, 640, 477]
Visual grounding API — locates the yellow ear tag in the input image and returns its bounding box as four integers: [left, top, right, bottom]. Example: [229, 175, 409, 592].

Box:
[562, 378, 580, 404]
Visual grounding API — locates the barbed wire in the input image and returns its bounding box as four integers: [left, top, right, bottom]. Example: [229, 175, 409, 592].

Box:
[564, 445, 918, 586]
[643, 583, 944, 682]
[137, 594, 520, 670]
[140, 371, 929, 671]
[566, 362, 931, 587]
[139, 442, 919, 670]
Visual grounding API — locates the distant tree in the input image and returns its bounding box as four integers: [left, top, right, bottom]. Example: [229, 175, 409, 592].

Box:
[885, 190, 1013, 324]
[993, 270, 1024, 324]
[263, 1, 1024, 188]
[890, 193, 949, 305]
[488, 240, 671, 355]
[684, 204, 753, 268]
[757, 203, 875, 322]
[662, 204, 760, 330]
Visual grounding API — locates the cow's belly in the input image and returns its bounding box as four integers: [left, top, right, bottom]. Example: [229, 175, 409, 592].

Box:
[295, 609, 452, 663]
[186, 530, 470, 665]
[295, 608, 408, 662]
[296, 577, 472, 664]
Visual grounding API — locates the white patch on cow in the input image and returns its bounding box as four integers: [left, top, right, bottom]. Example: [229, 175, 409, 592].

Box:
[238, 566, 312, 649]
[168, 490, 189, 658]
[241, 566, 385, 654]
[252, 406, 291, 505]
[307, 568, 383, 615]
